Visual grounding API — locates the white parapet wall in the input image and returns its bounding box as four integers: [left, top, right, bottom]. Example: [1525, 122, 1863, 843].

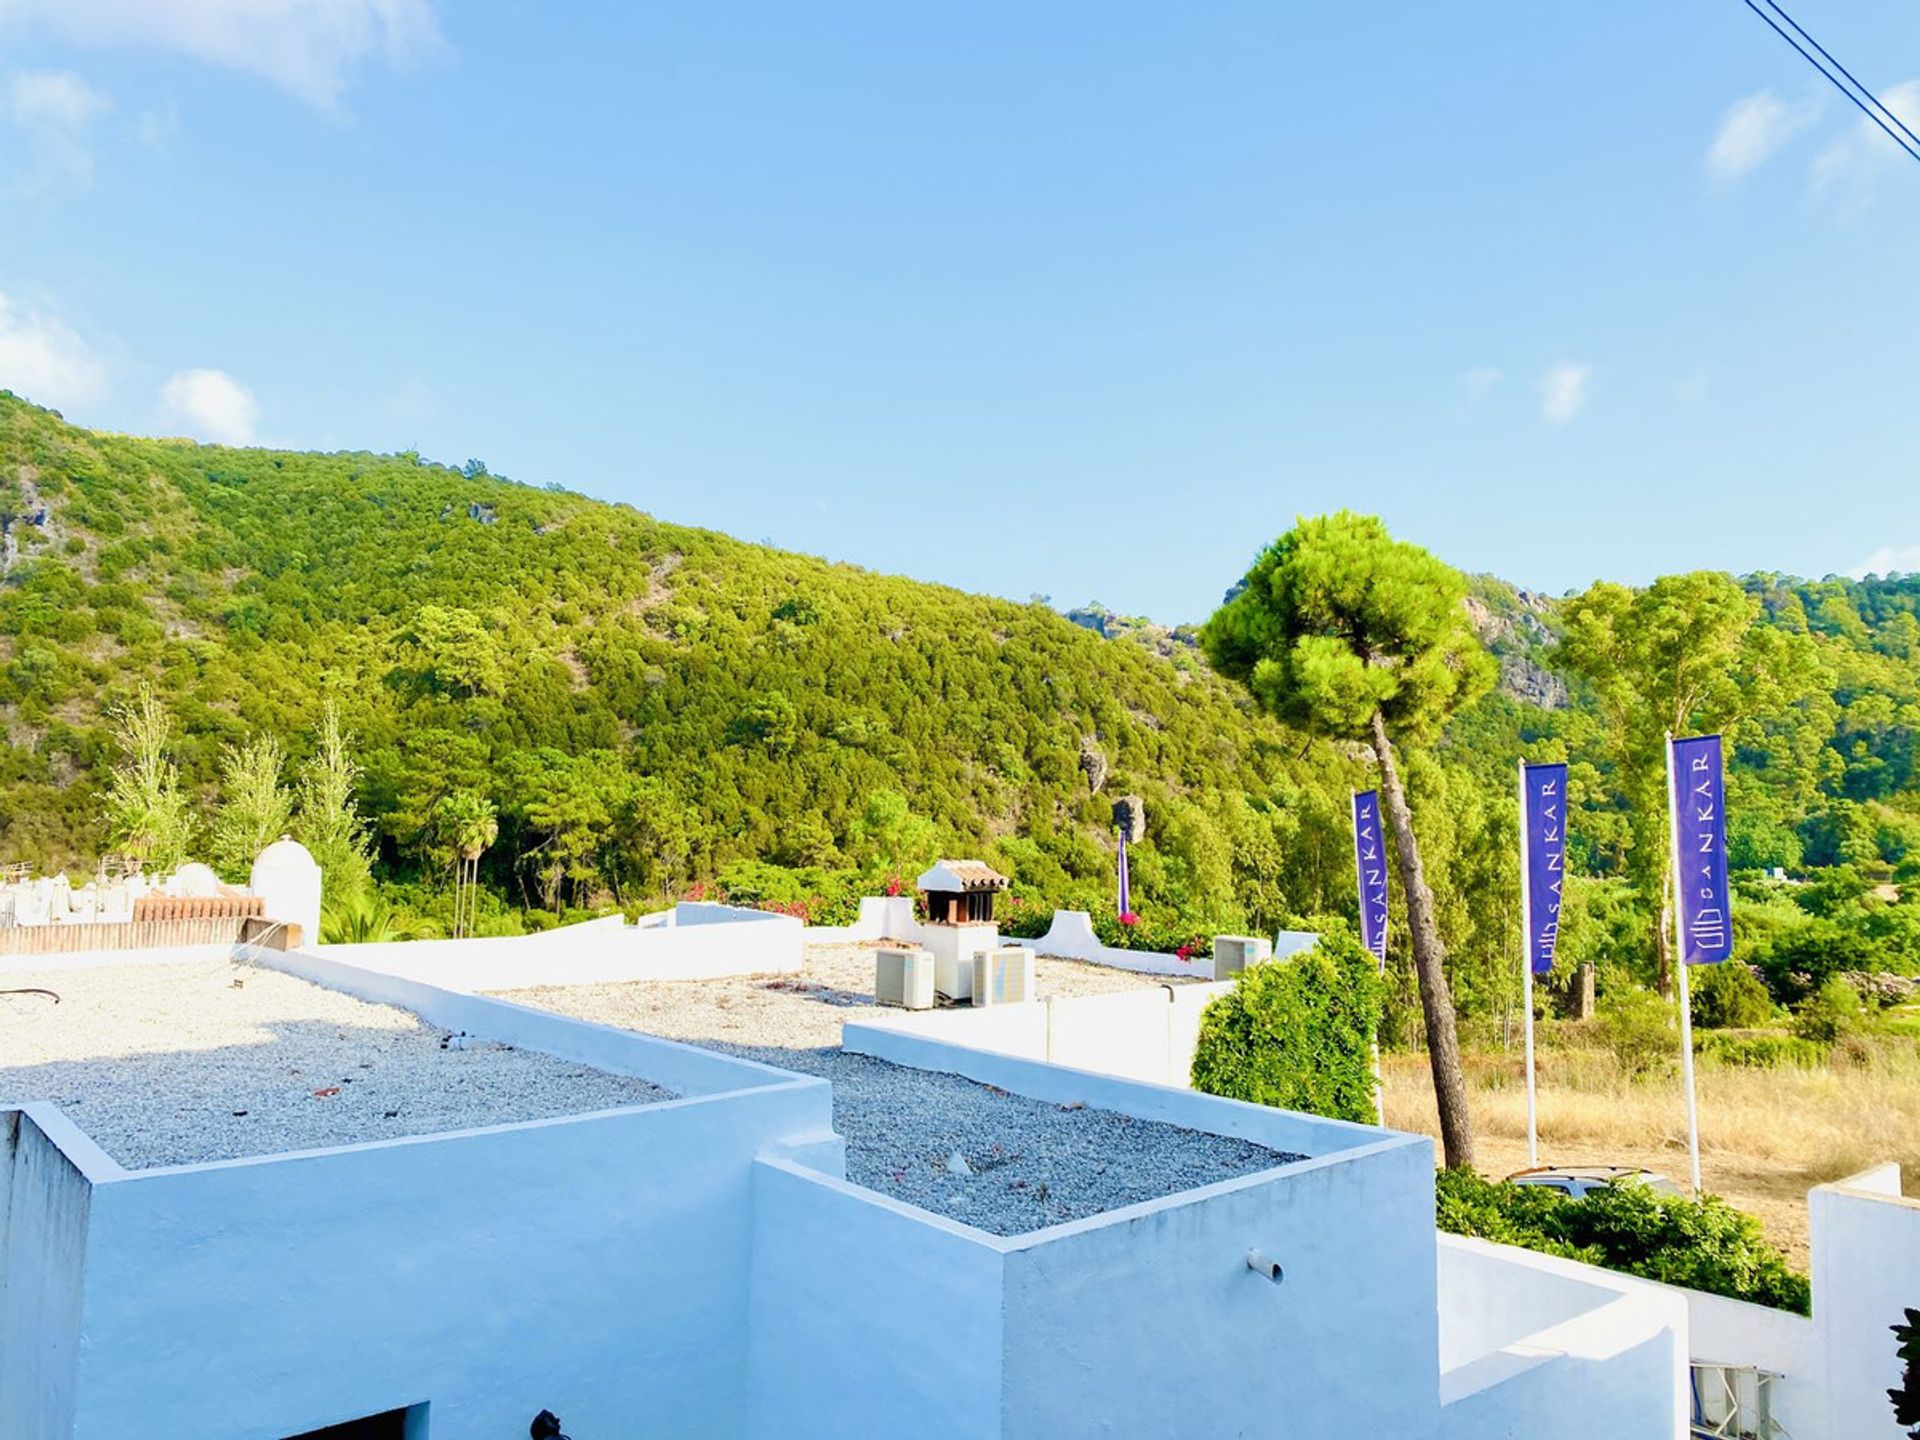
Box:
[1439, 1165, 1920, 1440]
[1437, 1234, 1690, 1440]
[747, 1079, 1440, 1439]
[0, 951, 837, 1440]
[803, 895, 918, 944]
[1683, 1286, 1822, 1439]
[316, 901, 803, 990]
[1810, 1163, 1920, 1440]
[806, 897, 1320, 980]
[848, 982, 1236, 1088]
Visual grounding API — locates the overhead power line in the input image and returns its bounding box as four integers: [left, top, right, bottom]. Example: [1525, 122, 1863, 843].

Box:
[1737, 0, 1920, 165]
[1756, 0, 1920, 152]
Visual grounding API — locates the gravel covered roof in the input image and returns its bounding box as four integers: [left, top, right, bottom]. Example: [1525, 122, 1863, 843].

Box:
[0, 959, 674, 1169]
[500, 944, 1297, 1235]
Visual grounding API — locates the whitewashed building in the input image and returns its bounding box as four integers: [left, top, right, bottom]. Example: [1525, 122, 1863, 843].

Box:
[2, 927, 1916, 1439]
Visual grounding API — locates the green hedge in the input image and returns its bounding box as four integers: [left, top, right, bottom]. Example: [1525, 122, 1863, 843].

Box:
[1189, 926, 1382, 1123]
[1436, 1169, 1810, 1313]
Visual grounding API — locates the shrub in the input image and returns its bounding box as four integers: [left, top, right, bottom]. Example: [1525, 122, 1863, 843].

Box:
[320, 894, 434, 944]
[995, 891, 1053, 939]
[1190, 926, 1383, 1123]
[1754, 916, 1876, 1005]
[1690, 962, 1777, 1030]
[711, 860, 868, 925]
[1846, 971, 1920, 1008]
[1434, 1170, 1810, 1313]
[1434, 1168, 1593, 1261]
[1091, 906, 1214, 956]
[1892, 1308, 1920, 1439]
[1792, 976, 1865, 1045]
[1696, 1032, 1827, 1071]
[1595, 987, 1678, 1079]
[1553, 1181, 1810, 1313]
[1880, 1010, 1920, 1040]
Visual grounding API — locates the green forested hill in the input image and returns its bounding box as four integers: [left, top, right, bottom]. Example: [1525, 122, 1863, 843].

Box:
[4, 390, 1920, 1024]
[0, 392, 1365, 942]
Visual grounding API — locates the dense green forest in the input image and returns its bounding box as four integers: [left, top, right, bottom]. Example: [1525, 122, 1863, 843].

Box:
[4, 391, 1919, 1033]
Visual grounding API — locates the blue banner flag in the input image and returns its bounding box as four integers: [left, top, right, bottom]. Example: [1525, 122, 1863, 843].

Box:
[1670, 735, 1732, 965]
[1520, 763, 1568, 976]
[1352, 790, 1388, 966]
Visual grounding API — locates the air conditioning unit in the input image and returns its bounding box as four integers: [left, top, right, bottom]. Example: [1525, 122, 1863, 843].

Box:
[1212, 934, 1273, 978]
[972, 946, 1035, 1007]
[874, 947, 936, 1010]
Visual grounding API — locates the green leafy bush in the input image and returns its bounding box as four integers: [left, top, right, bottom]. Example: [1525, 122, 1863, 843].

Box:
[320, 894, 435, 945]
[1792, 975, 1865, 1045]
[1434, 1167, 1593, 1260]
[1594, 987, 1678, 1079]
[1190, 926, 1382, 1122]
[1093, 906, 1214, 957]
[1696, 1032, 1827, 1071]
[710, 860, 869, 925]
[1690, 962, 1777, 1030]
[1435, 1169, 1810, 1313]
[1891, 1307, 1920, 1439]
[1754, 916, 1878, 1005]
[1553, 1180, 1811, 1313]
[994, 890, 1055, 939]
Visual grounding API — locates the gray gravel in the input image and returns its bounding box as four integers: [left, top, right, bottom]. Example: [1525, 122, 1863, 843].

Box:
[501, 941, 1193, 1054]
[502, 943, 1297, 1235]
[714, 1041, 1294, 1234]
[0, 959, 673, 1169]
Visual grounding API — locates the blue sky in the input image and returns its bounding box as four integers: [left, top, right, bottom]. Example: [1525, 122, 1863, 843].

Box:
[3, 2, 1919, 621]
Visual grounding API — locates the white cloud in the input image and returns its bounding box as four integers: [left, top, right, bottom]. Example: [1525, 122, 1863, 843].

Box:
[1706, 89, 1820, 182]
[0, 0, 443, 108]
[0, 292, 109, 412]
[1459, 365, 1503, 401]
[161, 368, 259, 445]
[8, 69, 109, 130]
[1536, 362, 1592, 425]
[1849, 545, 1920, 580]
[1812, 79, 1920, 202]
[4, 68, 111, 182]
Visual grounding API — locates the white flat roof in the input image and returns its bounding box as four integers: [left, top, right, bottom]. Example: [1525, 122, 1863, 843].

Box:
[0, 957, 674, 1168]
[496, 943, 1285, 1235]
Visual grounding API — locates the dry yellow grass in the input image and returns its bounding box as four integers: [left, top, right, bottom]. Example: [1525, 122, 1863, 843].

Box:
[1380, 1040, 1920, 1269]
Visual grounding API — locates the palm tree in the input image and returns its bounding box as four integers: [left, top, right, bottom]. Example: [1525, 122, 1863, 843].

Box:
[437, 790, 498, 939]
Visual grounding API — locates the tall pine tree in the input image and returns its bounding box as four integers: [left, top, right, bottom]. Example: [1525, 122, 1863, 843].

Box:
[1203, 511, 1492, 1169]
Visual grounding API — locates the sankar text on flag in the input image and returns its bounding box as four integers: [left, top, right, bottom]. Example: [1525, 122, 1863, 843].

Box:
[1352, 790, 1389, 967]
[1518, 761, 1568, 1167]
[1352, 789, 1389, 1122]
[1667, 733, 1733, 1195]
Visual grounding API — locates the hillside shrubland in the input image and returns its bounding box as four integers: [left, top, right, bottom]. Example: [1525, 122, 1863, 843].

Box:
[6, 391, 1920, 1039]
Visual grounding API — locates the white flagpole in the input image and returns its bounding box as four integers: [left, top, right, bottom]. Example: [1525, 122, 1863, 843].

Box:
[1666, 734, 1704, 1196]
[1518, 761, 1539, 1168]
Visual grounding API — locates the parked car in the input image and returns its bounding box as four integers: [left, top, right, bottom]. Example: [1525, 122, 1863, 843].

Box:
[1505, 1165, 1683, 1199]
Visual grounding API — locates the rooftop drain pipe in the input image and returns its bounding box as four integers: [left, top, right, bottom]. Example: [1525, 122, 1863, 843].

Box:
[1246, 1248, 1284, 1285]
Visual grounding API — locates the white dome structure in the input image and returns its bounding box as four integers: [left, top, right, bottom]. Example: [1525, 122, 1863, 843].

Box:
[169, 862, 224, 898]
[249, 836, 322, 947]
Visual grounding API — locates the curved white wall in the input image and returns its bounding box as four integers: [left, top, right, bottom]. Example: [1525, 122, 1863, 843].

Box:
[316, 904, 803, 991]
